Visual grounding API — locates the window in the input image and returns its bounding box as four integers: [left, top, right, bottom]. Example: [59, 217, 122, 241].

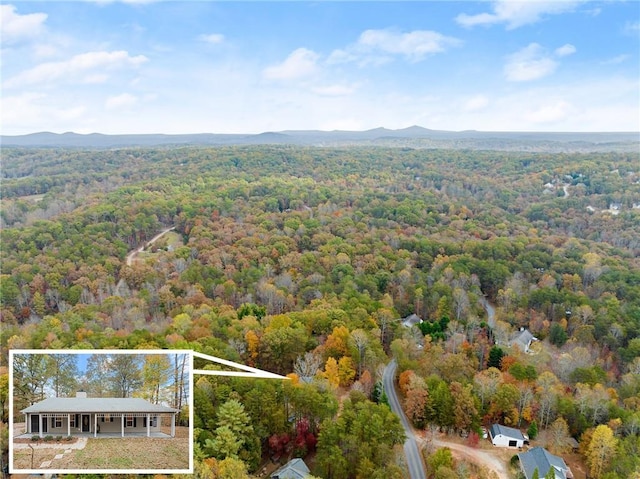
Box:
[70, 415, 76, 427]
[144, 416, 158, 427]
[54, 417, 62, 428]
[126, 416, 134, 427]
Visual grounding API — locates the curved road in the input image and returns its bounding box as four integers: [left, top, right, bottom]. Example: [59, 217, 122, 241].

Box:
[383, 359, 426, 479]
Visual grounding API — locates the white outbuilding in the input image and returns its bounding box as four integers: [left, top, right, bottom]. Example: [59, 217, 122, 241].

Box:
[489, 424, 525, 448]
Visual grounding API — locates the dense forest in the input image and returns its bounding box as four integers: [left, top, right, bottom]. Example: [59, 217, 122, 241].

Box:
[1, 145, 639, 478]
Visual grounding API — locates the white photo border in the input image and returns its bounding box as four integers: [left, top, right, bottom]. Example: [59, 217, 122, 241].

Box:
[9, 348, 194, 475]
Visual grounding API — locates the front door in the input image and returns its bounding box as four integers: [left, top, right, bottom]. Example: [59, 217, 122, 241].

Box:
[82, 414, 90, 432]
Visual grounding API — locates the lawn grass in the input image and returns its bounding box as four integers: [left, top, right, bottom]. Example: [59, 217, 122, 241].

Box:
[13, 427, 190, 471]
[58, 436, 189, 470]
[13, 448, 66, 470]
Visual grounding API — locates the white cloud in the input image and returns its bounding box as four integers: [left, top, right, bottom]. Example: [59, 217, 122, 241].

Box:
[504, 43, 557, 82]
[456, 1, 584, 30]
[0, 4, 47, 44]
[463, 94, 490, 112]
[584, 7, 601, 17]
[263, 48, 319, 80]
[311, 84, 358, 97]
[525, 100, 574, 124]
[4, 50, 148, 88]
[83, 74, 110, 84]
[326, 49, 357, 65]
[555, 44, 576, 57]
[329, 28, 461, 65]
[105, 93, 139, 110]
[624, 21, 640, 36]
[601, 54, 630, 65]
[359, 29, 461, 61]
[1, 92, 46, 129]
[1, 92, 86, 132]
[33, 43, 59, 58]
[199, 33, 225, 44]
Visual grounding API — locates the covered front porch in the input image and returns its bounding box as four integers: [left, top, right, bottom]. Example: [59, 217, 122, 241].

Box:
[25, 412, 176, 438]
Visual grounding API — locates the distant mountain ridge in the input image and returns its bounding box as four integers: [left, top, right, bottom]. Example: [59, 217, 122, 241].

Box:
[2, 127, 638, 152]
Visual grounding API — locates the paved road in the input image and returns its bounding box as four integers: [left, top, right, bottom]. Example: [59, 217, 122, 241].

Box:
[383, 359, 426, 479]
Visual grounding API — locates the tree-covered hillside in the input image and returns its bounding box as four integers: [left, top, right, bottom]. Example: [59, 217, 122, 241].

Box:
[1, 146, 639, 478]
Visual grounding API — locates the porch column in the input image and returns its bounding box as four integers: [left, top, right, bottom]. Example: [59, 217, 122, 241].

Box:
[171, 413, 175, 437]
[121, 414, 124, 437]
[147, 413, 150, 437]
[67, 414, 71, 436]
[39, 414, 43, 438]
[94, 414, 97, 438]
[25, 414, 28, 434]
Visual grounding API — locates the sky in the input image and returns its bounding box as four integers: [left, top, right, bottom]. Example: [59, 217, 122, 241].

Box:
[1, 1, 639, 134]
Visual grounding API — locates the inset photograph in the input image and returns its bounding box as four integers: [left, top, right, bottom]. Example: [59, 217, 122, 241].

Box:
[9, 349, 192, 474]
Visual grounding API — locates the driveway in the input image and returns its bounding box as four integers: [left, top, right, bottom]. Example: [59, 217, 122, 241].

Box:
[430, 436, 510, 479]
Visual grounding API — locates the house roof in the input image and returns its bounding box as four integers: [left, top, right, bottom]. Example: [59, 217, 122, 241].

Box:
[518, 447, 569, 479]
[511, 329, 536, 351]
[21, 397, 177, 414]
[490, 424, 525, 441]
[401, 314, 423, 328]
[270, 458, 310, 479]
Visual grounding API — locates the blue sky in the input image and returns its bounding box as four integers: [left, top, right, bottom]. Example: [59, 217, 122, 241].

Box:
[2, 1, 639, 134]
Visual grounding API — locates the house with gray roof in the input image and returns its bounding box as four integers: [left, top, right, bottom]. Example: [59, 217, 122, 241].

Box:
[518, 446, 573, 479]
[511, 328, 537, 353]
[401, 313, 423, 328]
[20, 392, 178, 438]
[270, 458, 311, 479]
[489, 424, 525, 448]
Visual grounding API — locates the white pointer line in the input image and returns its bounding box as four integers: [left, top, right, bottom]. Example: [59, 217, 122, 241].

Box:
[192, 351, 289, 380]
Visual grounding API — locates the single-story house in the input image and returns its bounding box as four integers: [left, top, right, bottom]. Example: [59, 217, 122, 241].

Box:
[401, 314, 423, 328]
[489, 424, 526, 448]
[20, 392, 178, 438]
[270, 458, 311, 479]
[518, 446, 573, 479]
[511, 329, 537, 353]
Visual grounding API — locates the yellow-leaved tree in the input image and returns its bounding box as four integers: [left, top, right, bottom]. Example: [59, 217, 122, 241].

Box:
[586, 424, 618, 479]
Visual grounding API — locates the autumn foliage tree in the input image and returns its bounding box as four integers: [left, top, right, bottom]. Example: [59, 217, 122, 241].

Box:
[586, 425, 618, 479]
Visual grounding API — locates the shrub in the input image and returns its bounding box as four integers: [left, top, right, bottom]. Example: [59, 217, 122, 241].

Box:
[56, 435, 63, 441]
[31, 435, 40, 441]
[65, 436, 73, 441]
[467, 431, 480, 448]
[43, 435, 54, 441]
